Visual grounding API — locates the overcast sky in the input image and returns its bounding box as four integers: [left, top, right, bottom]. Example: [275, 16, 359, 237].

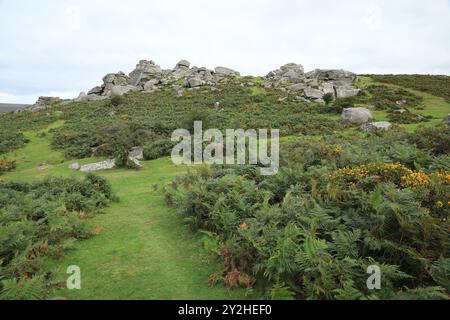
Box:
[0, 0, 449, 103]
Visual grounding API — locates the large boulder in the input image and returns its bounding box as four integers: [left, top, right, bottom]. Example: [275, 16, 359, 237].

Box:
[341, 108, 373, 124]
[361, 121, 392, 133]
[319, 83, 336, 95]
[214, 66, 240, 77]
[172, 60, 192, 79]
[128, 60, 164, 87]
[110, 85, 136, 97]
[305, 69, 357, 84]
[335, 86, 361, 98]
[103, 72, 130, 90]
[304, 88, 324, 100]
[287, 83, 307, 92]
[88, 86, 103, 95]
[191, 67, 215, 83]
[143, 79, 160, 91]
[75, 92, 108, 102]
[267, 63, 305, 82]
[186, 77, 205, 88]
[176, 59, 191, 69]
[80, 159, 116, 172]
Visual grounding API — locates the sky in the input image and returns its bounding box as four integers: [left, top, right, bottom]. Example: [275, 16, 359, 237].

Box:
[0, 0, 449, 103]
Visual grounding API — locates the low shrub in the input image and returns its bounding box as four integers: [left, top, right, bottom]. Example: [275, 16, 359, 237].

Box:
[369, 75, 450, 102]
[0, 175, 115, 300]
[366, 85, 424, 111]
[387, 109, 431, 124]
[0, 130, 28, 154]
[165, 133, 450, 300]
[143, 139, 175, 160]
[111, 95, 124, 107]
[323, 93, 335, 105]
[408, 125, 450, 156]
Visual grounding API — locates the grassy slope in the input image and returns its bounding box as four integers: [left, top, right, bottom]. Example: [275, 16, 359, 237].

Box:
[2, 126, 250, 300]
[357, 76, 450, 131]
[2, 77, 448, 300]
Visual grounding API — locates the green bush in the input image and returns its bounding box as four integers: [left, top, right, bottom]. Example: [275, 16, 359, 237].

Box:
[0, 175, 115, 300]
[323, 93, 334, 105]
[0, 130, 28, 154]
[408, 125, 450, 156]
[387, 109, 431, 124]
[165, 133, 450, 300]
[111, 95, 124, 106]
[366, 85, 424, 111]
[143, 139, 175, 160]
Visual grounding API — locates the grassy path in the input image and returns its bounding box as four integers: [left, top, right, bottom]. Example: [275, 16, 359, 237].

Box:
[3, 127, 249, 300]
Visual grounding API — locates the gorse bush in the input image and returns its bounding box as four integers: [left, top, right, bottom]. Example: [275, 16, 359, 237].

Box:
[0, 174, 115, 300]
[165, 132, 450, 300]
[0, 130, 28, 154]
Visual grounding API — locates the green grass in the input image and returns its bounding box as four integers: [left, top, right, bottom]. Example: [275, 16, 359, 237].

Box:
[2, 126, 251, 300]
[368, 74, 450, 101]
[357, 76, 450, 132]
[1, 76, 448, 300]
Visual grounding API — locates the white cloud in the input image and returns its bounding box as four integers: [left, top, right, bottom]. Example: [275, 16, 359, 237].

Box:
[0, 0, 449, 103]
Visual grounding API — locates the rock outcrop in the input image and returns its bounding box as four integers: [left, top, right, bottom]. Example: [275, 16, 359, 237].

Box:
[29, 59, 362, 110]
[82, 59, 241, 98]
[264, 64, 360, 101]
[266, 63, 305, 83]
[27, 96, 63, 111]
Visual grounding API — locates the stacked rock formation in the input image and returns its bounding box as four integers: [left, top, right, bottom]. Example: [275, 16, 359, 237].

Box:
[29, 59, 362, 109]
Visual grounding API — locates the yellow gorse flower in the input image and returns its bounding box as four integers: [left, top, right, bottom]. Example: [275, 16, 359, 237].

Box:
[332, 163, 450, 191]
[400, 171, 430, 189]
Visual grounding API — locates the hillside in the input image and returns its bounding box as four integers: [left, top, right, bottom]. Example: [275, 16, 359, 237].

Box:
[0, 66, 449, 300]
[0, 103, 30, 113]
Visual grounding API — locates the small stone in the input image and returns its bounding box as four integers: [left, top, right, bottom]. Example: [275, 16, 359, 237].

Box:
[129, 147, 144, 161]
[69, 163, 81, 170]
[360, 121, 393, 133]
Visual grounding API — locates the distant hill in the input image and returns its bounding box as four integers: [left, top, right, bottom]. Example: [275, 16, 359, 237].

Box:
[0, 103, 31, 112]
